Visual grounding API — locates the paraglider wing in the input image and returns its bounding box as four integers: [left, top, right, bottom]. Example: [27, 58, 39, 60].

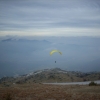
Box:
[50, 50, 62, 55]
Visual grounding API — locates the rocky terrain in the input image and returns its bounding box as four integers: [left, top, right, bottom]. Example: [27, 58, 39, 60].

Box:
[0, 68, 100, 85]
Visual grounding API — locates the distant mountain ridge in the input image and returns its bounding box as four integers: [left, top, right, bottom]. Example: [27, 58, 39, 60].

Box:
[1, 38, 50, 43]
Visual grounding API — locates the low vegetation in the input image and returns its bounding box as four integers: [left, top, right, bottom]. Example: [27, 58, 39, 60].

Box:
[89, 81, 97, 86]
[0, 68, 100, 100]
[0, 83, 100, 100]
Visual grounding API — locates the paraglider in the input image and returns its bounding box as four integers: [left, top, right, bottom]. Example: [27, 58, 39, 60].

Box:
[50, 50, 62, 63]
[50, 50, 62, 55]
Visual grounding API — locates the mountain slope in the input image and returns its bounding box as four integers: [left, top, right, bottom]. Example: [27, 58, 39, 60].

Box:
[1, 68, 100, 85]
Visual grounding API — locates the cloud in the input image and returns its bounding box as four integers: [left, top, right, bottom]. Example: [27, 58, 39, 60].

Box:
[0, 0, 100, 36]
[0, 27, 100, 36]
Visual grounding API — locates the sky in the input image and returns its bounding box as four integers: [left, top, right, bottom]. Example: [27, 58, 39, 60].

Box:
[0, 0, 100, 78]
[0, 0, 100, 36]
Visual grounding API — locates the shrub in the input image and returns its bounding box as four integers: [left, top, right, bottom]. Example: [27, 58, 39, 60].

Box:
[5, 93, 12, 100]
[89, 81, 97, 86]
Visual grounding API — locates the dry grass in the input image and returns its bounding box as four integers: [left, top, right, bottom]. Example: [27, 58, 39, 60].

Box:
[0, 83, 100, 100]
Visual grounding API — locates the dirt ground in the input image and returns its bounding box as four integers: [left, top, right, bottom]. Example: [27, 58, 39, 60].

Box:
[0, 83, 100, 100]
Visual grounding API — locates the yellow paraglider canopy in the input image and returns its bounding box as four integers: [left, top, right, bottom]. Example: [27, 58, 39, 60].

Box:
[50, 50, 62, 55]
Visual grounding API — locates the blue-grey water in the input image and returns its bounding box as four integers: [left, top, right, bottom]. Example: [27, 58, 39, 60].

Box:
[43, 80, 100, 85]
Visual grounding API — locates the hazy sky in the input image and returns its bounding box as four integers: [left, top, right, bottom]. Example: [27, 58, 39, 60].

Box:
[0, 0, 100, 36]
[0, 36, 100, 78]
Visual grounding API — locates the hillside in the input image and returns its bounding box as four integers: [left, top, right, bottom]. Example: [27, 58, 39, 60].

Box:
[0, 68, 100, 86]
